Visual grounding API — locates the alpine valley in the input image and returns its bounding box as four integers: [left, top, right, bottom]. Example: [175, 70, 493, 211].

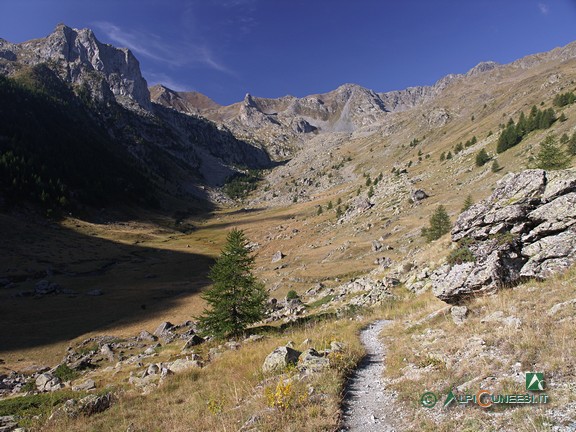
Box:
[1, 24, 576, 432]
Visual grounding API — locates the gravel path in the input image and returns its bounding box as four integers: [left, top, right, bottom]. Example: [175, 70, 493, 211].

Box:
[340, 320, 397, 432]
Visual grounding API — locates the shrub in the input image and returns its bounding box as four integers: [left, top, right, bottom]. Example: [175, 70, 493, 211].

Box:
[447, 246, 476, 266]
[53, 364, 79, 382]
[475, 149, 490, 167]
[286, 290, 299, 300]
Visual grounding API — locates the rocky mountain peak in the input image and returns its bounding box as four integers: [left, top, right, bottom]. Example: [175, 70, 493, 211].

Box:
[0, 23, 151, 110]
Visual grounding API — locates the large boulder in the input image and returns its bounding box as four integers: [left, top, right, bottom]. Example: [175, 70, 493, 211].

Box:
[298, 349, 330, 373]
[262, 346, 301, 373]
[432, 169, 576, 303]
[35, 373, 62, 392]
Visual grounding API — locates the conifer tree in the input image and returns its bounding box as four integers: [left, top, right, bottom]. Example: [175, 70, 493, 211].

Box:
[491, 160, 501, 172]
[568, 133, 576, 156]
[198, 229, 267, 339]
[421, 205, 451, 242]
[535, 135, 570, 170]
[461, 195, 474, 212]
[475, 148, 490, 167]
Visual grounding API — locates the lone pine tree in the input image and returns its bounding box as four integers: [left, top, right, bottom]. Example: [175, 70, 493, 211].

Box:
[198, 228, 268, 339]
[421, 205, 451, 242]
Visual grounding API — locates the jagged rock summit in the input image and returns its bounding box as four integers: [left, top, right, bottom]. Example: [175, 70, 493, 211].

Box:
[0, 23, 151, 110]
[432, 169, 576, 304]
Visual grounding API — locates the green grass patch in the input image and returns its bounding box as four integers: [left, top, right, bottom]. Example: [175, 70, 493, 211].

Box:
[307, 295, 334, 309]
[53, 364, 80, 382]
[0, 390, 80, 424]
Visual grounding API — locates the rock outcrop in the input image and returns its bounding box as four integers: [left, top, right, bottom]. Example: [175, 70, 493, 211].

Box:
[0, 24, 151, 110]
[432, 169, 576, 303]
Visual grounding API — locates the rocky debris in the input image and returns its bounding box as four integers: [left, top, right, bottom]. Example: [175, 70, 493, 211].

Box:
[348, 282, 393, 308]
[71, 379, 96, 392]
[35, 373, 62, 392]
[450, 306, 468, 325]
[182, 335, 205, 350]
[371, 240, 383, 252]
[154, 321, 175, 338]
[480, 311, 522, 329]
[34, 279, 61, 296]
[411, 189, 429, 202]
[271, 251, 284, 263]
[298, 349, 330, 373]
[166, 357, 203, 373]
[432, 169, 576, 303]
[138, 330, 157, 342]
[547, 298, 576, 316]
[100, 344, 114, 362]
[262, 346, 302, 373]
[51, 393, 113, 419]
[265, 298, 306, 322]
[374, 257, 393, 268]
[0, 416, 18, 432]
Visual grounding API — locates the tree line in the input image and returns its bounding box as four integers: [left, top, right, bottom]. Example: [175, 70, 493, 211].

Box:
[497, 105, 556, 153]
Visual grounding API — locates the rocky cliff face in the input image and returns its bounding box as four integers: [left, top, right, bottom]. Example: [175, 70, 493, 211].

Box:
[0, 24, 151, 110]
[0, 25, 274, 208]
[432, 169, 576, 304]
[150, 58, 508, 158]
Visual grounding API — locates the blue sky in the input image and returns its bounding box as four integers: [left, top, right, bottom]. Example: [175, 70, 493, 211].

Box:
[1, 0, 576, 105]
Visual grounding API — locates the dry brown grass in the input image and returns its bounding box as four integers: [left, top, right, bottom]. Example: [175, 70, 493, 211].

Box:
[36, 315, 371, 432]
[381, 266, 576, 431]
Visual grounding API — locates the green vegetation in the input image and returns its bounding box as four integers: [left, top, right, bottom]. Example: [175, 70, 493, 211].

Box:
[461, 195, 474, 212]
[568, 132, 576, 156]
[53, 364, 80, 382]
[447, 244, 476, 266]
[553, 91, 576, 107]
[223, 170, 262, 200]
[497, 106, 556, 153]
[421, 205, 451, 242]
[535, 135, 571, 170]
[0, 391, 81, 424]
[286, 290, 299, 300]
[307, 294, 334, 309]
[475, 148, 491, 167]
[198, 229, 268, 339]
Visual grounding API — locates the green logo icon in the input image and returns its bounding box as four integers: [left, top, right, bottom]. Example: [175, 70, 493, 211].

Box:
[420, 391, 438, 408]
[444, 390, 456, 407]
[526, 373, 545, 391]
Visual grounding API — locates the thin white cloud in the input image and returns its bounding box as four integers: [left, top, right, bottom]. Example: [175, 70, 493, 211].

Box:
[538, 3, 550, 15]
[92, 21, 232, 74]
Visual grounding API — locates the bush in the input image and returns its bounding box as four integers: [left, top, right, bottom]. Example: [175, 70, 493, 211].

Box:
[475, 149, 490, 167]
[447, 245, 476, 266]
[491, 160, 501, 172]
[53, 364, 79, 382]
[286, 290, 299, 300]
